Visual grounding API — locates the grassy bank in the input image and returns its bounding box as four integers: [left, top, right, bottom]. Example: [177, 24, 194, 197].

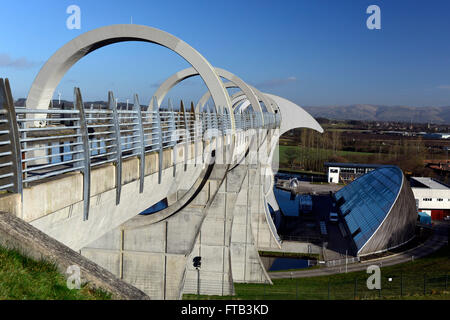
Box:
[0, 246, 111, 300]
[184, 245, 450, 300]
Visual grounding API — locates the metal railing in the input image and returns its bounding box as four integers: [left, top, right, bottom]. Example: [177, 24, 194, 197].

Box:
[0, 79, 281, 220]
[325, 256, 360, 267]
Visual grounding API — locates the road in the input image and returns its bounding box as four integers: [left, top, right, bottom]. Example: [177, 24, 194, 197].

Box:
[269, 221, 449, 279]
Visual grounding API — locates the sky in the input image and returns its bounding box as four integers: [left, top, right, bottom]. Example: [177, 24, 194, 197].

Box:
[0, 0, 450, 108]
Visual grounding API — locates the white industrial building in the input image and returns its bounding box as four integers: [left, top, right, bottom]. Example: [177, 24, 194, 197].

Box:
[324, 162, 382, 184]
[410, 177, 450, 220]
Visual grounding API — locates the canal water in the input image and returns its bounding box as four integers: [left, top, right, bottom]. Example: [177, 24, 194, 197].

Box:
[272, 187, 300, 217]
[261, 256, 312, 271]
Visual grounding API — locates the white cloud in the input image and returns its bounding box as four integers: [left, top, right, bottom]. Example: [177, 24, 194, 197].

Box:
[0, 53, 36, 69]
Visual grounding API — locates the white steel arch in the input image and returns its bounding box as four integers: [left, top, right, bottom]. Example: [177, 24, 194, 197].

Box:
[26, 24, 232, 125]
[152, 67, 263, 125]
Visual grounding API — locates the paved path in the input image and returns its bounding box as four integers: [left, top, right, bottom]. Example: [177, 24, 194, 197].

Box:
[269, 221, 449, 279]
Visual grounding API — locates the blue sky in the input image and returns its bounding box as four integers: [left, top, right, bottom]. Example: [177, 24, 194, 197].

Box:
[0, 0, 450, 107]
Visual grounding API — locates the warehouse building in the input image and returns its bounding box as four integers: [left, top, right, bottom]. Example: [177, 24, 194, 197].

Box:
[324, 162, 382, 184]
[410, 177, 450, 220]
[334, 166, 417, 256]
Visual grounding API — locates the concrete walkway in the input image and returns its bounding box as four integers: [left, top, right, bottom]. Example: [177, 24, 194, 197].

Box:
[269, 221, 449, 279]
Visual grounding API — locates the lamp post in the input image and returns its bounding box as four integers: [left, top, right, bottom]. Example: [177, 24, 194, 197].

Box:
[193, 256, 201, 296]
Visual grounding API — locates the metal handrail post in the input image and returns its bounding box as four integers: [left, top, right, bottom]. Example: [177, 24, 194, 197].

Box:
[133, 94, 145, 193]
[108, 91, 122, 205]
[152, 97, 163, 184]
[74, 87, 91, 221]
[0, 79, 23, 196]
[168, 99, 176, 177]
[181, 100, 189, 171]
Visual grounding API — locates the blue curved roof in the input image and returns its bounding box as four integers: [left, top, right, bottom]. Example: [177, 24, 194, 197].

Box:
[334, 166, 403, 252]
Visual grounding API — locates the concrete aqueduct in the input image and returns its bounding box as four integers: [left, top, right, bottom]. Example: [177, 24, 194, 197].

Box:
[0, 24, 322, 299]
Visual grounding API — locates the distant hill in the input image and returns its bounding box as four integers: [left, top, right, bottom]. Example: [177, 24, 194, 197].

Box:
[302, 105, 450, 124]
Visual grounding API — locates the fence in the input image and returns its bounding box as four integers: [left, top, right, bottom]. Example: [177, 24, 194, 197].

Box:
[325, 256, 360, 267]
[183, 272, 450, 300]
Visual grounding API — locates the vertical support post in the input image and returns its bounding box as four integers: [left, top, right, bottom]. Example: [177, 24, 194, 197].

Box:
[219, 107, 227, 165]
[197, 268, 200, 297]
[152, 97, 163, 184]
[212, 107, 219, 157]
[424, 274, 426, 295]
[328, 278, 331, 300]
[0, 79, 22, 195]
[168, 99, 176, 177]
[163, 220, 168, 300]
[108, 91, 122, 205]
[190, 102, 197, 167]
[133, 94, 145, 193]
[400, 272, 403, 297]
[74, 87, 90, 221]
[59, 141, 64, 163]
[202, 106, 209, 163]
[119, 228, 124, 279]
[446, 274, 448, 291]
[204, 106, 212, 162]
[206, 104, 212, 133]
[180, 100, 189, 171]
[354, 277, 357, 300]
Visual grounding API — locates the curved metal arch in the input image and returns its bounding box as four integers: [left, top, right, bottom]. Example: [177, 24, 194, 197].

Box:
[248, 85, 275, 113]
[231, 94, 250, 112]
[233, 99, 251, 113]
[197, 82, 253, 113]
[152, 66, 263, 125]
[198, 83, 275, 115]
[230, 89, 279, 115]
[265, 93, 322, 135]
[26, 24, 232, 125]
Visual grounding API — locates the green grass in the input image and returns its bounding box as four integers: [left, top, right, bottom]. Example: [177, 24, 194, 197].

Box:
[0, 246, 111, 300]
[276, 145, 375, 172]
[278, 145, 374, 158]
[277, 168, 327, 176]
[184, 245, 450, 300]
